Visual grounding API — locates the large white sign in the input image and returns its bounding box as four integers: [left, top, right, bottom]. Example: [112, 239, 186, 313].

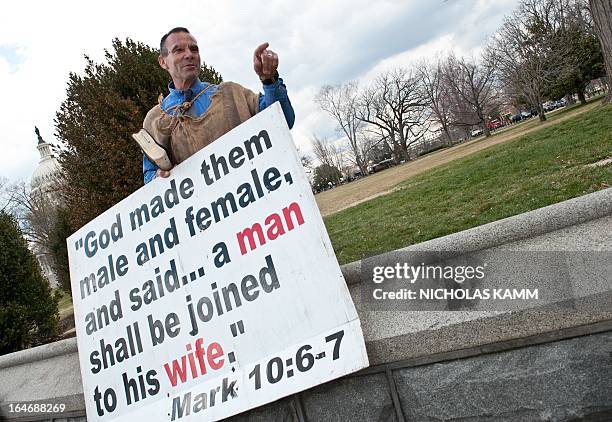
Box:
[68, 103, 369, 421]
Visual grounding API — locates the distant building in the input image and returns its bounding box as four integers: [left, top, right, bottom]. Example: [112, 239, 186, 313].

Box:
[30, 127, 62, 288]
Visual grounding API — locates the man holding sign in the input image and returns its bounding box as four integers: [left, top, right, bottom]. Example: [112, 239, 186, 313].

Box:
[70, 25, 367, 422]
[134, 27, 295, 184]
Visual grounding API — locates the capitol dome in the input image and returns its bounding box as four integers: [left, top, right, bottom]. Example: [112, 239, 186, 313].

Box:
[31, 127, 61, 201]
[30, 127, 62, 288]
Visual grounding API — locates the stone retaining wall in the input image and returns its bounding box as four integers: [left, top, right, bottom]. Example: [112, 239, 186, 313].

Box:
[1, 188, 611, 421]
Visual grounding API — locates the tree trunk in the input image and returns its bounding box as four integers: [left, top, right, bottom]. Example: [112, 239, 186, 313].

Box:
[441, 124, 453, 146]
[578, 88, 587, 104]
[353, 155, 366, 177]
[589, 0, 612, 105]
[387, 130, 397, 163]
[538, 104, 547, 122]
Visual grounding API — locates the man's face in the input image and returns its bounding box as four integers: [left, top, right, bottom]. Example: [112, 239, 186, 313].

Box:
[159, 31, 201, 90]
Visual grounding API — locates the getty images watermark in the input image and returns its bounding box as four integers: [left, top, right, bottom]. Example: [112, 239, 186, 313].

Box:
[371, 261, 533, 300]
[361, 251, 612, 311]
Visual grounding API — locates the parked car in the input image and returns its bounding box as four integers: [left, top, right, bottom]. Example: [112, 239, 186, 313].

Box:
[521, 111, 532, 119]
[511, 114, 522, 123]
[543, 98, 567, 113]
[543, 101, 556, 112]
[470, 128, 484, 137]
[487, 119, 504, 130]
[368, 158, 394, 173]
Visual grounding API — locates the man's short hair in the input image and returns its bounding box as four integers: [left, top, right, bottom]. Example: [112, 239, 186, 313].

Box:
[160, 27, 190, 56]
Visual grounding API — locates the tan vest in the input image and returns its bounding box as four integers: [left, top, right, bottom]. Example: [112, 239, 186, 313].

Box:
[143, 82, 260, 165]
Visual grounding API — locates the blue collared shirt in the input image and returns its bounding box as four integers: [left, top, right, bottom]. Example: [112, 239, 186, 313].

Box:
[143, 78, 295, 184]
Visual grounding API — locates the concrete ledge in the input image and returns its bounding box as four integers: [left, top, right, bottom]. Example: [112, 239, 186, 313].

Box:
[0, 337, 77, 370]
[363, 295, 612, 366]
[0, 337, 84, 420]
[356, 319, 612, 375]
[341, 188, 612, 285]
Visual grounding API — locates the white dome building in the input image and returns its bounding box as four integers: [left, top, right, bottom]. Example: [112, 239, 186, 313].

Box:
[31, 127, 61, 202]
[30, 127, 62, 288]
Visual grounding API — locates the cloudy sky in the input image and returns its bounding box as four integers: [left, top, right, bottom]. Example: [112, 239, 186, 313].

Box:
[0, 0, 519, 184]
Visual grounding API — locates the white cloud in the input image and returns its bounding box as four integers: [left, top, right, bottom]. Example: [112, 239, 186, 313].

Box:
[0, 0, 519, 184]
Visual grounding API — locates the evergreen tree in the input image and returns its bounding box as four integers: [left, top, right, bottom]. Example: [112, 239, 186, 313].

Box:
[48, 207, 72, 295]
[55, 38, 222, 230]
[0, 212, 59, 355]
[547, 2, 605, 103]
[313, 164, 343, 191]
[589, 0, 612, 105]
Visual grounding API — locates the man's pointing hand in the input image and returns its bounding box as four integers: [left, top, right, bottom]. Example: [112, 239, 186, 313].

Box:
[253, 42, 279, 81]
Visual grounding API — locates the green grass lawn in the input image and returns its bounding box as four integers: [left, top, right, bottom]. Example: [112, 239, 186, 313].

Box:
[55, 290, 73, 320]
[325, 104, 612, 265]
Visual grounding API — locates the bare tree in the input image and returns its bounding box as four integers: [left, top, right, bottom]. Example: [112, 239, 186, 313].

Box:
[310, 134, 356, 178]
[7, 182, 58, 256]
[1, 181, 64, 288]
[358, 68, 430, 162]
[316, 82, 369, 175]
[589, 0, 612, 104]
[300, 155, 313, 171]
[417, 59, 455, 145]
[489, 0, 569, 121]
[1, 179, 57, 280]
[310, 134, 345, 171]
[442, 54, 498, 135]
[0, 178, 18, 213]
[296, 147, 314, 173]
